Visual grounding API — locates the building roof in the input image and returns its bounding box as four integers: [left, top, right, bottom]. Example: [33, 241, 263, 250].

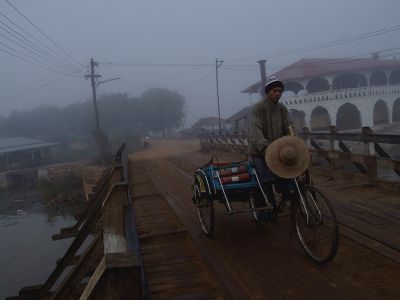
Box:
[226, 106, 252, 122]
[0, 137, 58, 154]
[191, 116, 226, 129]
[242, 57, 400, 93]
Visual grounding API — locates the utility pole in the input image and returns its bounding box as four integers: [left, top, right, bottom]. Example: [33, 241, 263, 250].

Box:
[215, 58, 224, 134]
[85, 58, 104, 165]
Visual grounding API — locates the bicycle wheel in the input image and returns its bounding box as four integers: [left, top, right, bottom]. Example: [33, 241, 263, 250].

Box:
[293, 185, 339, 264]
[194, 174, 214, 237]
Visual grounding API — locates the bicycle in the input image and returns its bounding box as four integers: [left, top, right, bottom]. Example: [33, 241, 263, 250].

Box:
[192, 159, 339, 265]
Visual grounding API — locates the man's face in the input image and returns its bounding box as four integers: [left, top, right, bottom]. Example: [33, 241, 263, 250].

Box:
[267, 87, 283, 103]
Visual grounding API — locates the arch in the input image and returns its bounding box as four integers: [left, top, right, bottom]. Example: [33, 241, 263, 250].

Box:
[336, 103, 362, 130]
[282, 90, 296, 97]
[373, 100, 389, 126]
[369, 70, 387, 86]
[289, 109, 306, 130]
[389, 70, 400, 85]
[306, 77, 330, 93]
[393, 98, 400, 123]
[310, 106, 331, 131]
[332, 73, 367, 90]
[284, 81, 304, 95]
[297, 90, 307, 96]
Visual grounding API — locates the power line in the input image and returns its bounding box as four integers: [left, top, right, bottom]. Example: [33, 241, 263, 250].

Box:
[4, 0, 80, 66]
[0, 64, 87, 103]
[0, 29, 76, 72]
[99, 61, 214, 67]
[189, 69, 215, 89]
[0, 44, 84, 76]
[0, 11, 75, 69]
[226, 24, 400, 62]
[219, 46, 400, 73]
[99, 45, 400, 72]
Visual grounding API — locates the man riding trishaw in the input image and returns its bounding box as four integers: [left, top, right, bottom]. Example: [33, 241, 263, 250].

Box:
[249, 76, 308, 223]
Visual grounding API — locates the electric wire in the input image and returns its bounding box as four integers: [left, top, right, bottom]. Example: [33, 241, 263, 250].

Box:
[226, 24, 400, 62]
[0, 64, 88, 103]
[4, 0, 81, 66]
[0, 11, 76, 69]
[0, 29, 77, 72]
[0, 17, 77, 70]
[0, 45, 84, 76]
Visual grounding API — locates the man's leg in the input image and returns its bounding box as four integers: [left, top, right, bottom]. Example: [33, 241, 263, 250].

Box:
[251, 155, 276, 212]
[275, 177, 299, 203]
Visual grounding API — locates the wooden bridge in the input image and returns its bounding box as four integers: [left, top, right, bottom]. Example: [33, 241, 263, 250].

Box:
[8, 129, 400, 299]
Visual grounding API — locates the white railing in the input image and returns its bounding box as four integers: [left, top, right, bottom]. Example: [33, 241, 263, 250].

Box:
[283, 84, 400, 106]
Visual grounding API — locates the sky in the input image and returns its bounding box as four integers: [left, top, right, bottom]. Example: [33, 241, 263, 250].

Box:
[0, 0, 399, 127]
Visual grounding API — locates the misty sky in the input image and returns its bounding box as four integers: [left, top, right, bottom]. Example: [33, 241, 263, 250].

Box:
[0, 0, 399, 127]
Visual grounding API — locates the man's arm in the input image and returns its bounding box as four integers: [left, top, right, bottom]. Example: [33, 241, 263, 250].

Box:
[249, 106, 269, 153]
[282, 106, 295, 136]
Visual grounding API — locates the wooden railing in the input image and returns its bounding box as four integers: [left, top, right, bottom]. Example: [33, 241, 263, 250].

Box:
[199, 126, 400, 185]
[9, 144, 148, 300]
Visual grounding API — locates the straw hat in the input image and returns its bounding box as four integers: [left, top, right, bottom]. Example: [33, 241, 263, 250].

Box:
[265, 136, 310, 179]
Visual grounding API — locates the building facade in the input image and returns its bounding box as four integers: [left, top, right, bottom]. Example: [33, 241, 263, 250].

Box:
[242, 56, 400, 131]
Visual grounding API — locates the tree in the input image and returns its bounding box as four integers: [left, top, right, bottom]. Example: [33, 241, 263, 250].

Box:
[138, 88, 186, 137]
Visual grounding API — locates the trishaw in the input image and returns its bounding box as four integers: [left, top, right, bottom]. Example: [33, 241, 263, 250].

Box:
[192, 157, 339, 265]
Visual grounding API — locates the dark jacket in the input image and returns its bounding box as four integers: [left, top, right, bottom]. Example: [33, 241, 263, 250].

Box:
[249, 98, 292, 156]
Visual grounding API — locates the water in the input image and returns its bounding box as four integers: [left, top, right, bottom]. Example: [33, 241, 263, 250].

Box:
[0, 211, 74, 299]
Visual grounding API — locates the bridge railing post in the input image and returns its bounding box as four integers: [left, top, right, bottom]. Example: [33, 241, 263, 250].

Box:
[362, 127, 376, 156]
[362, 127, 378, 179]
[328, 126, 340, 173]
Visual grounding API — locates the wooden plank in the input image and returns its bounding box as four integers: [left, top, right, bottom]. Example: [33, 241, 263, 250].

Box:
[51, 234, 104, 300]
[339, 225, 400, 264]
[130, 163, 230, 299]
[80, 253, 141, 300]
[101, 183, 129, 254]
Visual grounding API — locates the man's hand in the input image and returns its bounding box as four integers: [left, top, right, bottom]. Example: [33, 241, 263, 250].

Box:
[288, 125, 296, 136]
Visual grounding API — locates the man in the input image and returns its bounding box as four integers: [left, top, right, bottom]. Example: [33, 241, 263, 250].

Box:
[249, 76, 297, 221]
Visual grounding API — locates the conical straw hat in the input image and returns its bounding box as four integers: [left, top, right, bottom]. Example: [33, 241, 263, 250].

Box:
[265, 136, 310, 179]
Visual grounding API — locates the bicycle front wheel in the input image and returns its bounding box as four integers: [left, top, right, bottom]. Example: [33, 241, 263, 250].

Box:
[293, 185, 339, 265]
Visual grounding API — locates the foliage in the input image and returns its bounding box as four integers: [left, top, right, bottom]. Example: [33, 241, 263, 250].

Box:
[39, 172, 85, 208]
[39, 172, 88, 216]
[138, 88, 186, 136]
[0, 89, 186, 140]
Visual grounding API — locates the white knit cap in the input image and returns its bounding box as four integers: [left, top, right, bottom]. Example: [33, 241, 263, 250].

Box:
[264, 76, 284, 93]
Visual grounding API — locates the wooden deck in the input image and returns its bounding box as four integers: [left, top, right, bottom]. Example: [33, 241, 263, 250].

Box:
[128, 149, 400, 299]
[129, 161, 229, 299]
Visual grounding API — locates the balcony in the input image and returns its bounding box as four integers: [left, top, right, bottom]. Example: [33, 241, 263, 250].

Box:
[283, 84, 400, 106]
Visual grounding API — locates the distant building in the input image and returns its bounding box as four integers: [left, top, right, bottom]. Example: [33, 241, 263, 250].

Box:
[242, 56, 400, 132]
[226, 106, 252, 132]
[191, 116, 228, 132]
[180, 116, 231, 138]
[65, 134, 97, 151]
[0, 137, 58, 171]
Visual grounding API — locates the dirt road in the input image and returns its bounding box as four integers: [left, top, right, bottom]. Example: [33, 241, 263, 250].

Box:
[130, 139, 200, 161]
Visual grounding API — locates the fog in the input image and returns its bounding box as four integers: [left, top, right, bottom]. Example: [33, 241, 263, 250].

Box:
[0, 0, 399, 126]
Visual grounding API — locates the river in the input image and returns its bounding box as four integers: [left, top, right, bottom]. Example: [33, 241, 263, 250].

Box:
[0, 207, 75, 299]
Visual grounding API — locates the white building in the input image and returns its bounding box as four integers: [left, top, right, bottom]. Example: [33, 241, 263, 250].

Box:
[242, 56, 400, 131]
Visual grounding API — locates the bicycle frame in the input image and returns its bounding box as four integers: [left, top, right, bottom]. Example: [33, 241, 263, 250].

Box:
[293, 179, 323, 225]
[215, 168, 273, 215]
